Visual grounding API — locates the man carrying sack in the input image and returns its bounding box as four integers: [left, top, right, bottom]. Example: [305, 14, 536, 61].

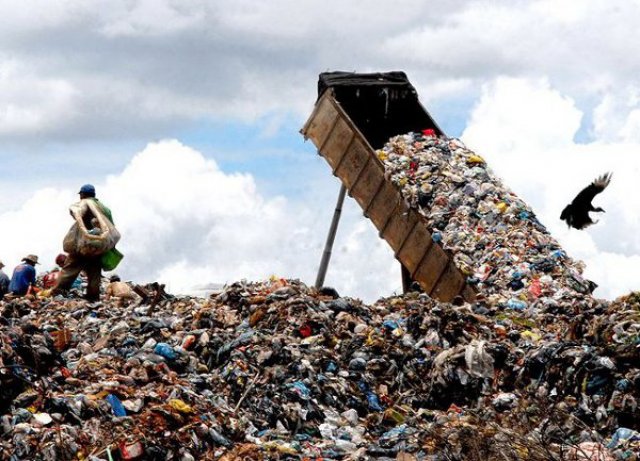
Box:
[52, 184, 122, 302]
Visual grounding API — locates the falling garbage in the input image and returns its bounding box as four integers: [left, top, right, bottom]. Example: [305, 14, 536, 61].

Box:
[376, 131, 597, 306]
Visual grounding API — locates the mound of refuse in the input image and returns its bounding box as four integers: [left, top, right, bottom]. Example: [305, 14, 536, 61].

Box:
[0, 276, 639, 460]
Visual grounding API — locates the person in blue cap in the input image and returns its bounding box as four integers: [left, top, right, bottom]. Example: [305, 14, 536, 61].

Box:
[52, 184, 114, 302]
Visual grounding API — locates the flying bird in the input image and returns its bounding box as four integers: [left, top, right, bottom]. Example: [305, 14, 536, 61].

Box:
[560, 173, 612, 229]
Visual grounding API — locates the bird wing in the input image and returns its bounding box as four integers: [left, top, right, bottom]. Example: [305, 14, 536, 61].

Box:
[571, 172, 612, 206]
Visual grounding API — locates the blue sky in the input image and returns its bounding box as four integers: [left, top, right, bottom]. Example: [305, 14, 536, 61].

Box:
[2, 94, 474, 204]
[3, 0, 640, 301]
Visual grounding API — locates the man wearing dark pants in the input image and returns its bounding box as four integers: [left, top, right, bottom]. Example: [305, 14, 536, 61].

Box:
[52, 184, 114, 302]
[54, 255, 103, 301]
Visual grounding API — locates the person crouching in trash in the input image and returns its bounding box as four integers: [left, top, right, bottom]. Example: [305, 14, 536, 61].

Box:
[106, 274, 138, 307]
[51, 184, 120, 302]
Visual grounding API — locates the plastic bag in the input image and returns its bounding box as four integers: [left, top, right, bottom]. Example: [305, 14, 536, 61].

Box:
[101, 248, 124, 271]
[464, 340, 495, 379]
[63, 199, 120, 257]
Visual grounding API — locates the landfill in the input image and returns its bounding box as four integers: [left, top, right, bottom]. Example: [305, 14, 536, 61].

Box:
[0, 133, 639, 460]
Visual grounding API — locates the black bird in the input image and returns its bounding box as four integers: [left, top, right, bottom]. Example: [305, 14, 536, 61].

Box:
[560, 173, 612, 229]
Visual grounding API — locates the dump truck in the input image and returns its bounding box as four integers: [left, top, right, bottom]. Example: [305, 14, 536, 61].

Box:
[301, 71, 475, 303]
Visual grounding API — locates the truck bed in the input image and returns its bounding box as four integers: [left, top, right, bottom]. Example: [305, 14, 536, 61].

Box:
[302, 87, 475, 303]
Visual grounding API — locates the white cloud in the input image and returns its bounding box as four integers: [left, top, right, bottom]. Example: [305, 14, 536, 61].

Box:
[592, 86, 640, 142]
[1, 0, 640, 141]
[462, 77, 582, 153]
[99, 0, 204, 37]
[0, 188, 71, 269]
[0, 60, 77, 135]
[0, 140, 399, 302]
[321, 216, 401, 300]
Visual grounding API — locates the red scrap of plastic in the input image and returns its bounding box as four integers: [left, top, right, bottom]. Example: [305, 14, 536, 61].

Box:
[421, 128, 436, 137]
[119, 441, 144, 460]
[299, 324, 312, 338]
[380, 394, 394, 406]
[529, 279, 542, 298]
[447, 403, 464, 414]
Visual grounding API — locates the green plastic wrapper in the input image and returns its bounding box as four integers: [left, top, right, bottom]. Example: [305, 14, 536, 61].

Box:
[101, 248, 123, 271]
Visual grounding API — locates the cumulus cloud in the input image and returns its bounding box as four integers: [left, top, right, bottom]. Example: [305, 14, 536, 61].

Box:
[0, 60, 77, 135]
[99, 0, 205, 37]
[462, 77, 582, 153]
[0, 140, 400, 301]
[461, 77, 640, 299]
[592, 86, 640, 143]
[1, 0, 639, 143]
[0, 187, 71, 270]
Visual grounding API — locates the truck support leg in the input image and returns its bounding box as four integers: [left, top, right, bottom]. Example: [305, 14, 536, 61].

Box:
[315, 183, 347, 289]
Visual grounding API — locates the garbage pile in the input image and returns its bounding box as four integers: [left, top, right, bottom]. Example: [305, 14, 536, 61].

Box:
[377, 132, 597, 307]
[0, 275, 639, 460]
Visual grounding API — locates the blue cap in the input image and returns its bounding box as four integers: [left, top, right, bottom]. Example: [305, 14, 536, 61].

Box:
[79, 184, 96, 195]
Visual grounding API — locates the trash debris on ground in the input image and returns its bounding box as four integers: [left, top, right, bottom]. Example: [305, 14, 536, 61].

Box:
[0, 275, 639, 460]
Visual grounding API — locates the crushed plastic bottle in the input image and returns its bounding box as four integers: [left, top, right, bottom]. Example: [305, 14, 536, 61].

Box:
[153, 342, 177, 360]
[105, 394, 127, 417]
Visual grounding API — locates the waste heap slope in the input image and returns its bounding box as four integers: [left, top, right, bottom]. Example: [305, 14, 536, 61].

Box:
[1, 276, 639, 460]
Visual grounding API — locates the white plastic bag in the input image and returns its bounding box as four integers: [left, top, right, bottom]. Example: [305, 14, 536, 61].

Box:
[464, 340, 494, 379]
